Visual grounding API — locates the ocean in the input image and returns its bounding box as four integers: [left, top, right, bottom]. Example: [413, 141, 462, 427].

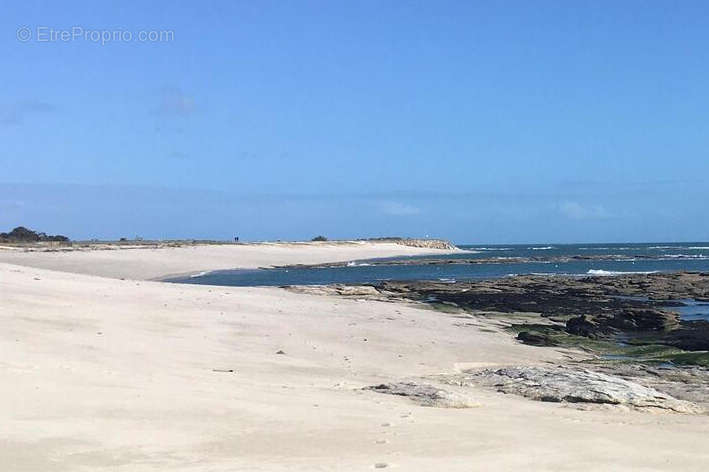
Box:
[168, 242, 709, 287]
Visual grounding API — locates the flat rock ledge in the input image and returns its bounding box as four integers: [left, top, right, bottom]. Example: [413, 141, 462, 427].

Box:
[440, 366, 702, 414]
[286, 284, 383, 297]
[365, 382, 478, 408]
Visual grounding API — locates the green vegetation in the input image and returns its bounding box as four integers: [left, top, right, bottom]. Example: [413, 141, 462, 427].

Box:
[0, 226, 69, 242]
[504, 323, 621, 352]
[504, 322, 709, 367]
[653, 351, 709, 367]
[427, 302, 464, 314]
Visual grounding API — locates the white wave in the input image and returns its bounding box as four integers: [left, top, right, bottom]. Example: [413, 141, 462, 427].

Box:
[578, 247, 633, 250]
[506, 272, 570, 277]
[529, 246, 554, 250]
[473, 247, 513, 251]
[660, 254, 707, 259]
[645, 246, 709, 251]
[346, 261, 371, 267]
[189, 271, 209, 278]
[587, 269, 658, 276]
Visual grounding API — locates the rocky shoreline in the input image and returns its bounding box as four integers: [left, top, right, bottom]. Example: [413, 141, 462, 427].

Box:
[288, 272, 709, 413]
[280, 253, 708, 269]
[369, 272, 709, 355]
[290, 272, 709, 354]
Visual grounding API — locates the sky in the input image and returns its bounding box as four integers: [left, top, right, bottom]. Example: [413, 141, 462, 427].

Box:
[2, 0, 708, 243]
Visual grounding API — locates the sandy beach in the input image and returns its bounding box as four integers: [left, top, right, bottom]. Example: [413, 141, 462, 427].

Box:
[1, 242, 708, 471]
[0, 240, 458, 280]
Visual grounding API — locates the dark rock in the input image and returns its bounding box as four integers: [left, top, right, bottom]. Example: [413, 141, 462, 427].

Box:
[663, 321, 709, 351]
[517, 331, 557, 346]
[566, 315, 603, 338]
[608, 308, 679, 332]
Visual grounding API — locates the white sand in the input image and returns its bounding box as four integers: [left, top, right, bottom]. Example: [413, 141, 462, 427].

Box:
[0, 241, 456, 280]
[1, 243, 707, 470]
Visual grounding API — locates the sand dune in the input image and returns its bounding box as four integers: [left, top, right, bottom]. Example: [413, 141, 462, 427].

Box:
[1, 243, 708, 470]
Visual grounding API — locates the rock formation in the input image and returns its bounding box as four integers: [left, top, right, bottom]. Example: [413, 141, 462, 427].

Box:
[365, 381, 477, 408]
[441, 366, 702, 413]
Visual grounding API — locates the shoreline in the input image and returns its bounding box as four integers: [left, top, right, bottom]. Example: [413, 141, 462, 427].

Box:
[286, 273, 709, 407]
[2, 242, 709, 470]
[0, 239, 460, 281]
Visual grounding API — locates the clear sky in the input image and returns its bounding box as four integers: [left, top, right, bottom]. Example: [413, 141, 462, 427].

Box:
[2, 1, 708, 243]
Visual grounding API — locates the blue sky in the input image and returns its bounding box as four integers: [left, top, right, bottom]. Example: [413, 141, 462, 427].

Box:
[2, 1, 708, 243]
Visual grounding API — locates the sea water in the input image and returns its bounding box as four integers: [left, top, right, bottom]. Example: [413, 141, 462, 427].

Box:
[167, 242, 709, 289]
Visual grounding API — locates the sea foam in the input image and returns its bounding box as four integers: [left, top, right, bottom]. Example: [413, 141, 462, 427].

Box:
[587, 269, 658, 276]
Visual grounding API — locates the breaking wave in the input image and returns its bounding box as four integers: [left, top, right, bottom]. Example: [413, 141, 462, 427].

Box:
[587, 269, 659, 276]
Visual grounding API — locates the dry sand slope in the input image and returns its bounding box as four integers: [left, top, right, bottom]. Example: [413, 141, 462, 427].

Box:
[1, 242, 708, 471]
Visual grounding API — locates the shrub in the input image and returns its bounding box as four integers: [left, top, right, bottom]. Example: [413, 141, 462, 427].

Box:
[0, 226, 69, 242]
